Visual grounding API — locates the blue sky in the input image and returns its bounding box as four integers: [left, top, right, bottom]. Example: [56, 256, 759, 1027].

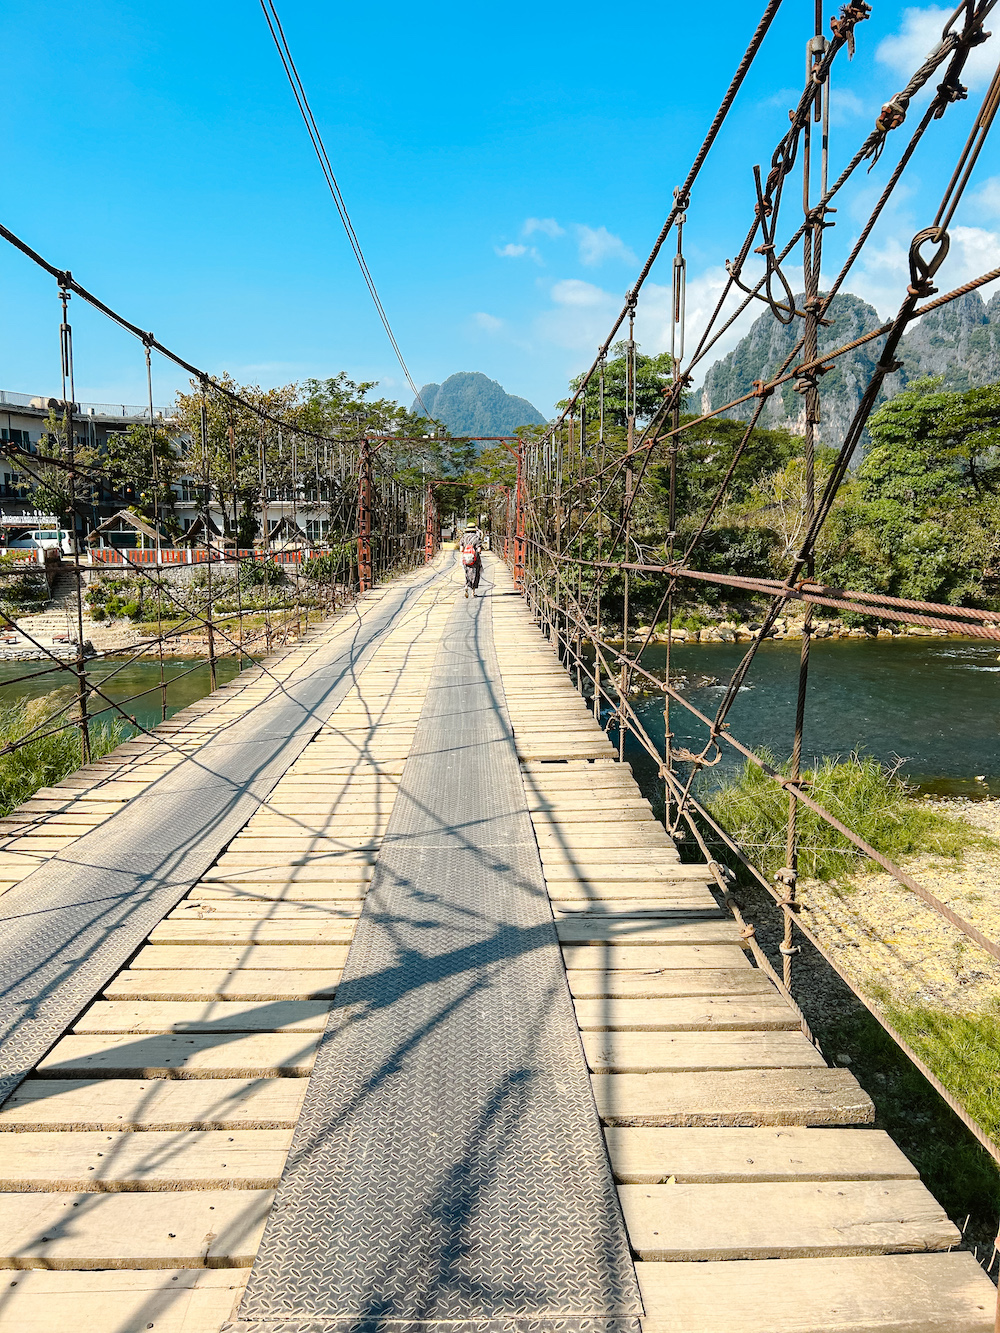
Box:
[1, 0, 998, 416]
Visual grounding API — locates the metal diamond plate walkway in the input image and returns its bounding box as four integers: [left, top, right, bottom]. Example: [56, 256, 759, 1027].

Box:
[230, 563, 641, 1333]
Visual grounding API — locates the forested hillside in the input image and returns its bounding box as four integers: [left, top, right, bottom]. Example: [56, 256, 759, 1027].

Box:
[700, 290, 1000, 448]
[414, 372, 546, 437]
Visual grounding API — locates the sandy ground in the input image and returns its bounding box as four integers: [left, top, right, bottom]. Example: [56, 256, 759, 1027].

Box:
[796, 800, 1000, 1014]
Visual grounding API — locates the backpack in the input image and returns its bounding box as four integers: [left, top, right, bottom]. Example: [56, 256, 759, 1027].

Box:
[461, 543, 478, 567]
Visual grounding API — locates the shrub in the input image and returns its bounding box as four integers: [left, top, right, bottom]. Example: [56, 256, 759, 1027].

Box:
[705, 749, 981, 882]
[303, 548, 354, 583]
[239, 559, 287, 590]
[90, 606, 106, 622]
[0, 691, 127, 817]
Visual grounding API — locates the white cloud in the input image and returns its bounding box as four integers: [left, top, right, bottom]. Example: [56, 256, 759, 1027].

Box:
[496, 243, 527, 258]
[829, 88, 870, 125]
[534, 279, 619, 351]
[965, 175, 1000, 220]
[849, 223, 1000, 316]
[550, 279, 613, 308]
[523, 217, 565, 239]
[876, 7, 998, 90]
[575, 224, 637, 267]
[472, 312, 504, 332]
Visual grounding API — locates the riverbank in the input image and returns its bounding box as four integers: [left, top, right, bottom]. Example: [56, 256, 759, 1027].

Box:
[690, 784, 1000, 1267]
[616, 616, 959, 644]
[0, 607, 322, 661]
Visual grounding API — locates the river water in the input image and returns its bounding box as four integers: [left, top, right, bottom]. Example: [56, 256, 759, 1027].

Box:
[0, 638, 994, 795]
[605, 637, 1000, 800]
[0, 656, 244, 736]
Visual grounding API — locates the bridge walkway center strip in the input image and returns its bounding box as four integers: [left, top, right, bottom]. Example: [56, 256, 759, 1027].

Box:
[229, 558, 641, 1331]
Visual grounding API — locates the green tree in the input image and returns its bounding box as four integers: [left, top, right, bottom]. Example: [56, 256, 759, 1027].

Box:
[103, 423, 180, 535]
[564, 344, 677, 428]
[824, 378, 1000, 605]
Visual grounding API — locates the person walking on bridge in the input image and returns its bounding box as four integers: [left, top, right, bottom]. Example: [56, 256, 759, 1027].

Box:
[461, 525, 483, 598]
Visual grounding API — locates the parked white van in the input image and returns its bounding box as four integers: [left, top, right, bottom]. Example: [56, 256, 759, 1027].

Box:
[7, 528, 73, 554]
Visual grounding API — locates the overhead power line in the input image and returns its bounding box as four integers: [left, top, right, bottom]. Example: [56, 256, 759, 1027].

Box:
[258, 0, 430, 418]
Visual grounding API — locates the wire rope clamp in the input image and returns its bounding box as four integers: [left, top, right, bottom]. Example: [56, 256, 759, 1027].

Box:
[774, 865, 797, 889]
[875, 96, 907, 133]
[830, 0, 871, 59]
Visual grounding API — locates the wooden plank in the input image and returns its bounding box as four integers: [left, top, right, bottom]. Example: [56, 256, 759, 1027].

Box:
[582, 1030, 826, 1073]
[547, 881, 712, 901]
[36, 1033, 320, 1079]
[553, 902, 722, 920]
[538, 850, 685, 867]
[104, 970, 342, 1001]
[592, 1070, 874, 1126]
[556, 921, 739, 946]
[605, 1127, 918, 1183]
[220, 843, 380, 858]
[129, 945, 351, 970]
[147, 921, 358, 945]
[546, 866, 713, 883]
[167, 901, 362, 919]
[532, 830, 673, 847]
[190, 884, 367, 900]
[573, 996, 798, 1032]
[618, 1179, 959, 1259]
[561, 945, 751, 971]
[211, 860, 376, 878]
[527, 798, 652, 812]
[74, 1000, 332, 1033]
[635, 1253, 997, 1333]
[0, 1129, 293, 1191]
[0, 1189, 274, 1268]
[0, 1266, 249, 1331]
[200, 867, 376, 883]
[567, 968, 773, 999]
[529, 809, 656, 824]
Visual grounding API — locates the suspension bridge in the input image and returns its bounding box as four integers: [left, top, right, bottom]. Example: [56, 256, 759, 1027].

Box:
[0, 552, 989, 1333]
[1, 0, 1000, 1327]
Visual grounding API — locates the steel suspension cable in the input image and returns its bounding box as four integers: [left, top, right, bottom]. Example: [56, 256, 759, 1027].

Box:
[258, 0, 430, 418]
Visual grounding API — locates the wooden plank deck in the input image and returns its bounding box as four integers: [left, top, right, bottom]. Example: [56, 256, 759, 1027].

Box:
[0, 555, 993, 1331]
[490, 559, 996, 1332]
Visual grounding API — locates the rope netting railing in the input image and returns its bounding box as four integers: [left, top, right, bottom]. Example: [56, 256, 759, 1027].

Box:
[0, 231, 437, 783]
[494, 0, 1000, 1178]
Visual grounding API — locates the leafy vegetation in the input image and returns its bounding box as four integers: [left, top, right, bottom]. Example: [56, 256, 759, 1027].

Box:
[879, 999, 1000, 1149]
[0, 692, 126, 817]
[706, 750, 981, 882]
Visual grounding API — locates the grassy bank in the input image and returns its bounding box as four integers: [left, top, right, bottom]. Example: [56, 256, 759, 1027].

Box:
[705, 754, 1000, 1259]
[0, 691, 127, 817]
[800, 993, 1000, 1257]
[705, 750, 981, 882]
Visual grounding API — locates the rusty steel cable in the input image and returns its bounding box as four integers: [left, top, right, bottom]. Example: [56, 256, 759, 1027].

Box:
[518, 549, 1000, 971]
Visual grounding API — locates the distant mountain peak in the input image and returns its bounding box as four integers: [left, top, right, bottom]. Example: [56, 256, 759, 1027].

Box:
[413, 371, 546, 437]
[699, 289, 1000, 447]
